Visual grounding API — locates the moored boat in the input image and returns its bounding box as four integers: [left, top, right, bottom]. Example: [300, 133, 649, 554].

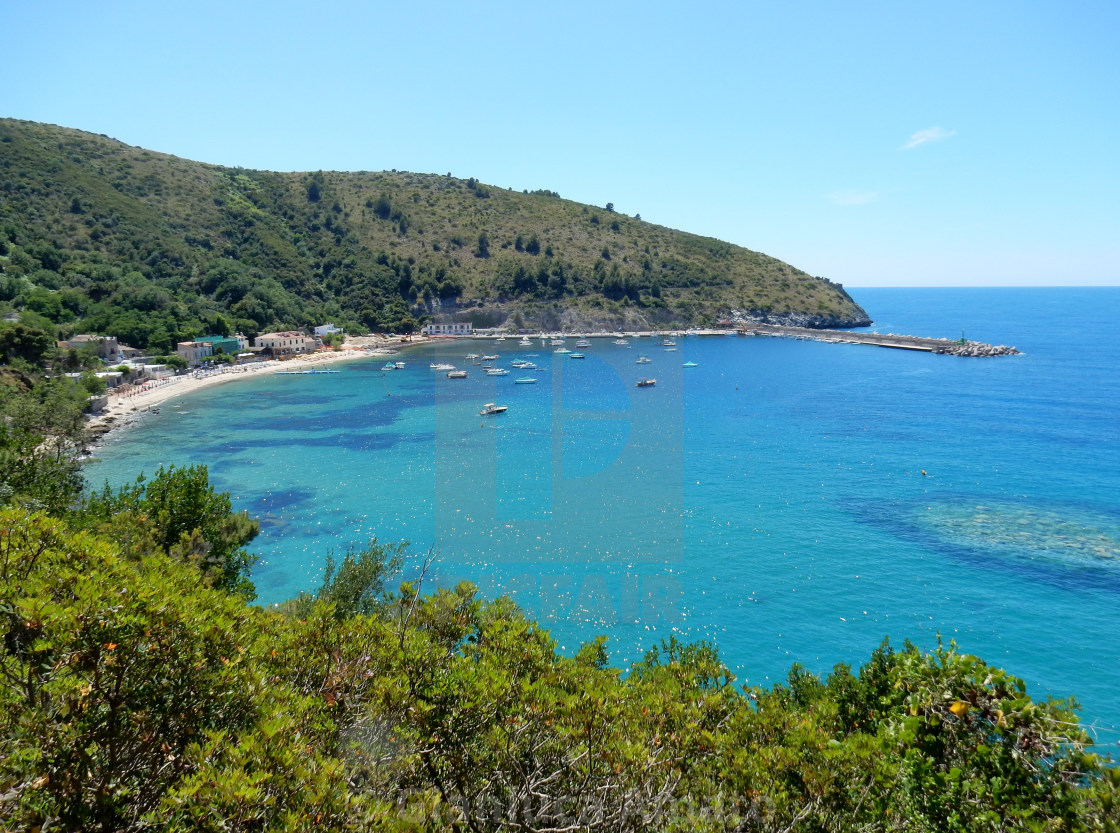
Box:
[636, 378, 656, 387]
[480, 403, 507, 415]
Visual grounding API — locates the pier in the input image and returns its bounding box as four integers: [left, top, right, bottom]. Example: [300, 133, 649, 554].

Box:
[742, 324, 1020, 356]
[468, 327, 1019, 357]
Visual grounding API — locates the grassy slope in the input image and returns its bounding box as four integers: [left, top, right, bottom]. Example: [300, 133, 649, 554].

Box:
[0, 118, 869, 343]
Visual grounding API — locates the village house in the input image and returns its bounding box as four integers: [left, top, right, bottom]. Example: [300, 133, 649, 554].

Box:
[176, 340, 214, 367]
[421, 322, 474, 336]
[254, 331, 315, 357]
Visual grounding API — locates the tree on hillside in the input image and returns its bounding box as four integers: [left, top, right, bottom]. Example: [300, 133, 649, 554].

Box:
[83, 465, 260, 597]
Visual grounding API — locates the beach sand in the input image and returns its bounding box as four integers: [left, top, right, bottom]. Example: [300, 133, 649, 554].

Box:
[86, 336, 429, 441]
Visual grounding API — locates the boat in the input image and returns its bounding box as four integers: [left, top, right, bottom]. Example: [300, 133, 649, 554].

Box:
[554, 347, 571, 354]
[613, 339, 629, 346]
[662, 338, 676, 346]
[430, 363, 455, 371]
[485, 368, 510, 376]
[394, 362, 405, 369]
[511, 360, 538, 369]
[447, 370, 468, 379]
[519, 337, 532, 346]
[480, 403, 507, 415]
[550, 338, 565, 346]
[482, 354, 499, 361]
[465, 353, 479, 360]
[663, 346, 677, 352]
[636, 356, 651, 364]
[515, 377, 537, 384]
[636, 378, 656, 387]
[683, 361, 698, 368]
[569, 352, 586, 359]
[382, 362, 396, 371]
[576, 339, 590, 348]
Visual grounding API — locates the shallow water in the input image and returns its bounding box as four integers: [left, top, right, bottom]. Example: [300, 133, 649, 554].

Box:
[87, 288, 1120, 745]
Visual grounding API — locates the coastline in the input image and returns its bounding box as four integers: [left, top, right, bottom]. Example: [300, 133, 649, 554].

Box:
[84, 335, 431, 443]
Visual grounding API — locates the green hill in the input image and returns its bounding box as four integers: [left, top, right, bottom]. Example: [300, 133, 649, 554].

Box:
[0, 118, 868, 350]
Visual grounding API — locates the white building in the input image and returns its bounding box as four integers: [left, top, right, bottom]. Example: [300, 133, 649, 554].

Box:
[314, 323, 343, 338]
[421, 322, 474, 336]
[255, 331, 315, 356]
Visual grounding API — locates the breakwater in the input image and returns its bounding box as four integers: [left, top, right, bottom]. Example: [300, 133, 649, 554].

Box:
[743, 324, 1020, 356]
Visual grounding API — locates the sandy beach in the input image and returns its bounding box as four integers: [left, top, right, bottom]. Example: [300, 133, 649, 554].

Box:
[86, 336, 430, 441]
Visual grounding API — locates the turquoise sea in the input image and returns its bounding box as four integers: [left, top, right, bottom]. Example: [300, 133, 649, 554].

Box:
[86, 288, 1120, 745]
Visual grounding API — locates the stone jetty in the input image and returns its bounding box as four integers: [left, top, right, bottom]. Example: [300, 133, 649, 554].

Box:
[743, 324, 1019, 357]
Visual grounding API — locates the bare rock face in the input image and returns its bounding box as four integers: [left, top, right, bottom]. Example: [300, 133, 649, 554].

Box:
[730, 310, 874, 329]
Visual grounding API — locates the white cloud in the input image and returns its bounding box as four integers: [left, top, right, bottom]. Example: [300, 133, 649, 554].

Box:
[828, 190, 879, 206]
[904, 126, 956, 149]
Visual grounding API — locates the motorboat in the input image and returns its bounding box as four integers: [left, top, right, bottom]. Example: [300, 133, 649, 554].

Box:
[514, 377, 537, 384]
[569, 352, 586, 359]
[636, 356, 651, 364]
[636, 378, 656, 387]
[683, 361, 698, 368]
[447, 370, 468, 379]
[430, 363, 455, 371]
[480, 403, 508, 415]
[482, 354, 499, 361]
[485, 368, 510, 376]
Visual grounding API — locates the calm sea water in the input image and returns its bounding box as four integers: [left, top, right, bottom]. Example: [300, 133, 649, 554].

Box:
[87, 288, 1120, 745]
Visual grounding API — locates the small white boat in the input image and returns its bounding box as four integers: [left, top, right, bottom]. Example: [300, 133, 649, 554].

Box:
[662, 339, 676, 346]
[515, 377, 537, 384]
[576, 339, 590, 348]
[465, 353, 479, 360]
[554, 347, 571, 354]
[431, 363, 455, 371]
[482, 354, 499, 361]
[636, 378, 656, 387]
[550, 338, 565, 346]
[394, 362, 406, 369]
[683, 361, 698, 368]
[447, 370, 468, 379]
[519, 337, 533, 346]
[382, 362, 396, 371]
[485, 368, 510, 376]
[480, 403, 507, 415]
[569, 352, 586, 359]
[614, 339, 629, 346]
[636, 356, 651, 364]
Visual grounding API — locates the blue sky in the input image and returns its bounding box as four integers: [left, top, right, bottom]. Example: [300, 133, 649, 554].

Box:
[5, 0, 1117, 286]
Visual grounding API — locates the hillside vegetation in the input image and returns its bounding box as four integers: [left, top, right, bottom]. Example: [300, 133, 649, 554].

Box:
[0, 118, 868, 350]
